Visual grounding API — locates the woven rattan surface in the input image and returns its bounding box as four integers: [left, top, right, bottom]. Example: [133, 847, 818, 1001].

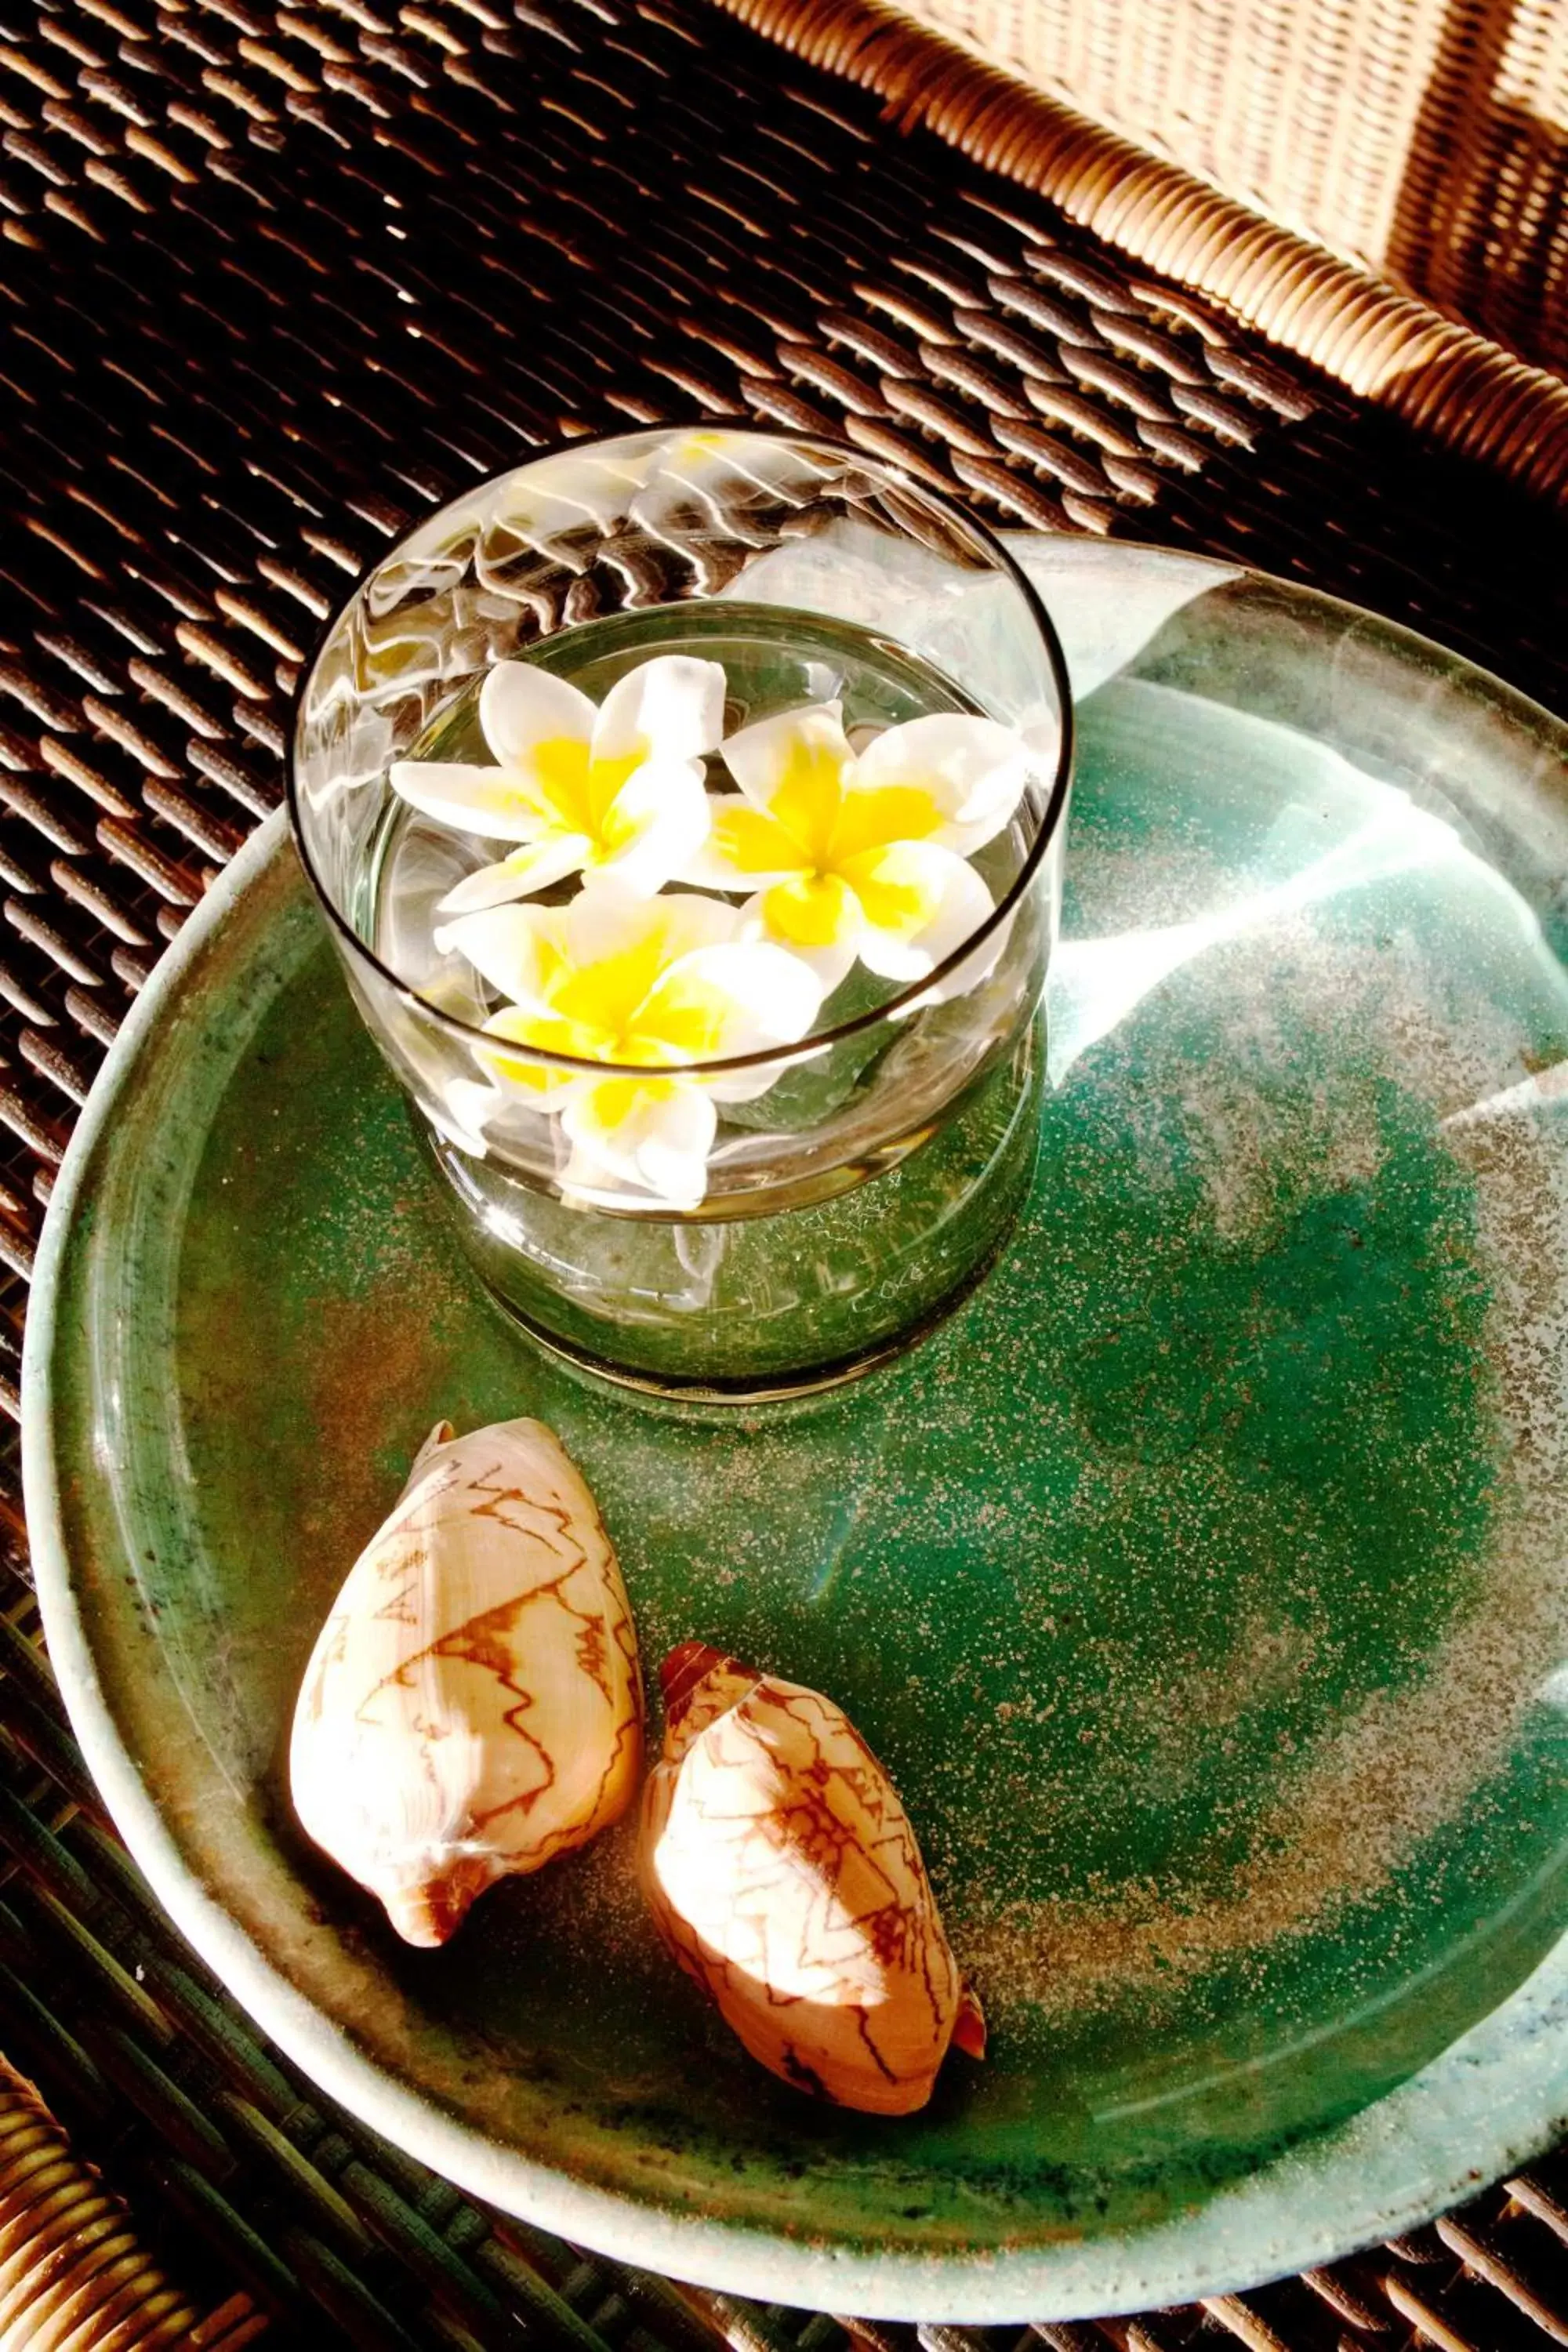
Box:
[5, 0, 1568, 2343]
[710, 0, 1568, 516]
[880, 0, 1568, 383]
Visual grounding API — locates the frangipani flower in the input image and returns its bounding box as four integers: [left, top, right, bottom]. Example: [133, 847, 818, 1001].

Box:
[435, 883, 826, 1210]
[391, 655, 725, 916]
[679, 702, 1033, 994]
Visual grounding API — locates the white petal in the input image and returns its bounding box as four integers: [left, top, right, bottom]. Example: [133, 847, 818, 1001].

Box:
[389, 760, 548, 844]
[476, 1026, 586, 1112]
[639, 941, 826, 1074]
[853, 713, 1033, 856]
[564, 880, 738, 976]
[855, 844, 1000, 989]
[433, 902, 564, 1011]
[430, 1077, 503, 1156]
[561, 1078, 717, 1210]
[437, 835, 590, 915]
[478, 661, 595, 768]
[720, 701, 852, 835]
[737, 892, 857, 997]
[706, 1047, 831, 1106]
[592, 656, 727, 768]
[593, 760, 713, 897]
[898, 906, 1014, 1012]
[702, 948, 834, 1099]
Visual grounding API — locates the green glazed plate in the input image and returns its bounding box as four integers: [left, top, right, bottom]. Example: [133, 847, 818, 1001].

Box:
[24, 541, 1568, 2319]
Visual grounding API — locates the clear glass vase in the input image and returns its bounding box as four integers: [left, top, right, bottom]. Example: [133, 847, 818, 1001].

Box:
[289, 425, 1073, 1397]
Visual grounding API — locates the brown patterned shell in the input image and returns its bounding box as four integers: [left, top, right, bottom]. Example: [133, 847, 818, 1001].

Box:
[291, 1417, 642, 1947]
[641, 1643, 984, 2115]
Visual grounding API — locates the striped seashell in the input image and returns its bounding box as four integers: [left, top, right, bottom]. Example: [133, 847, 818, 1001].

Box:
[641, 1642, 984, 2114]
[291, 1417, 642, 1947]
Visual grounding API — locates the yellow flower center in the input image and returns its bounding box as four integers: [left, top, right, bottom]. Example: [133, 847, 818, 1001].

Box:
[761, 873, 859, 949]
[528, 735, 648, 848]
[484, 909, 739, 1085]
[828, 785, 941, 863]
[734, 740, 947, 946]
[767, 735, 855, 865]
[837, 843, 942, 938]
[727, 735, 946, 906]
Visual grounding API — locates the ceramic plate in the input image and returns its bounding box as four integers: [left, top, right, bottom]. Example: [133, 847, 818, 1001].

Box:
[24, 540, 1568, 2319]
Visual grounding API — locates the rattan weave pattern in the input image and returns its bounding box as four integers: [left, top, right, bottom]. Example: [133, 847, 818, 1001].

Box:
[874, 0, 1568, 382]
[0, 2050, 264, 2347]
[706, 0, 1568, 513]
[2, 0, 1568, 2343]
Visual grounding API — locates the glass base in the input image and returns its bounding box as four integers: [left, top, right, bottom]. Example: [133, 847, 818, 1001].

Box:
[413, 1022, 1044, 1399]
[470, 1210, 1025, 1407]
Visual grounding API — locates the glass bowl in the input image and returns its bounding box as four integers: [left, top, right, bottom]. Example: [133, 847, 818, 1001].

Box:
[289, 426, 1073, 1396]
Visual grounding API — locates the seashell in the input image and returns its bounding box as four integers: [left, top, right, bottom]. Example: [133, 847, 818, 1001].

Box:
[641, 1642, 984, 2114]
[291, 1417, 642, 1947]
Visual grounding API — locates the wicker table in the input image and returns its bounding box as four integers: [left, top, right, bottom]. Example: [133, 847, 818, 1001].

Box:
[3, 1, 1568, 2343]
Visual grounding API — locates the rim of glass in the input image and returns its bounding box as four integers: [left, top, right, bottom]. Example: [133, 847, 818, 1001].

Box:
[285, 419, 1076, 1079]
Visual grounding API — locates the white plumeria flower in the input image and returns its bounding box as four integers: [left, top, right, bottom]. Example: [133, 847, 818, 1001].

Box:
[390, 655, 726, 916]
[677, 701, 1033, 995]
[434, 881, 826, 1210]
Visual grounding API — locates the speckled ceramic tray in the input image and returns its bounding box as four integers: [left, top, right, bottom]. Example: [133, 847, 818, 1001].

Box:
[23, 541, 1568, 2321]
